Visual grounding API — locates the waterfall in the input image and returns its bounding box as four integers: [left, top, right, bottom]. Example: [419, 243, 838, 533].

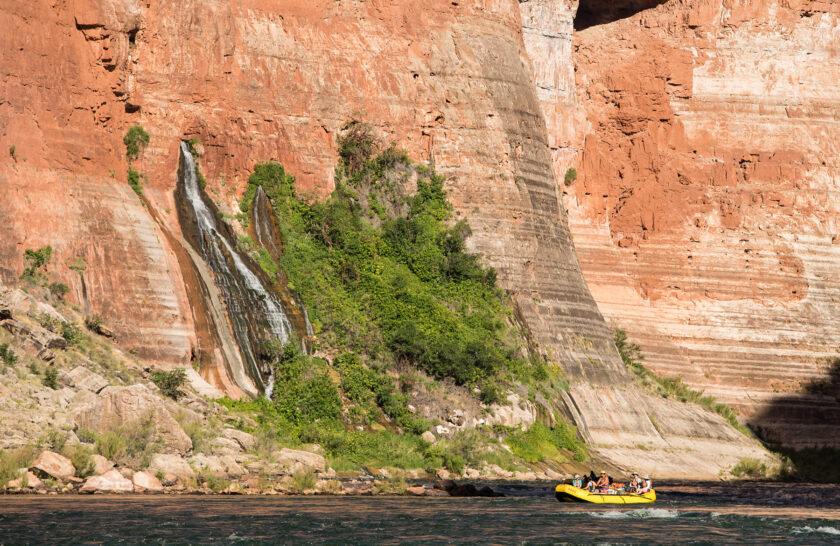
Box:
[252, 185, 315, 351]
[178, 142, 292, 395]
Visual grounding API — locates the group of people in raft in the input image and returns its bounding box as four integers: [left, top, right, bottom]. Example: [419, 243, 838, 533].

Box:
[571, 471, 653, 495]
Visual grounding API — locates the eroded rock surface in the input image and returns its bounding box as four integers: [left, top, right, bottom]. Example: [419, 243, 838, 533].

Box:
[74, 384, 192, 454]
[524, 0, 840, 447]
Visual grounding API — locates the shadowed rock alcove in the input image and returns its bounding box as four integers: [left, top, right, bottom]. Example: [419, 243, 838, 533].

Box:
[575, 0, 670, 30]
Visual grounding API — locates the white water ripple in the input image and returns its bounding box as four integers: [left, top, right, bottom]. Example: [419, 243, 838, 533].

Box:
[587, 509, 680, 520]
[792, 526, 840, 536]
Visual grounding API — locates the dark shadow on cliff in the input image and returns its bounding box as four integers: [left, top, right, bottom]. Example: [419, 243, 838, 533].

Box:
[575, 0, 670, 30]
[749, 359, 840, 482]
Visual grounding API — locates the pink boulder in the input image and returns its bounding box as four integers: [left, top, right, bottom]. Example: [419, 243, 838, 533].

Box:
[80, 470, 134, 493]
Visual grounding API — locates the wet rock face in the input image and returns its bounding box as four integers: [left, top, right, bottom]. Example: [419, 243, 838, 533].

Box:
[544, 0, 840, 446]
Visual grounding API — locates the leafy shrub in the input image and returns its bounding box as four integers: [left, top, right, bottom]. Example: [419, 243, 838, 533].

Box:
[94, 431, 127, 461]
[187, 138, 201, 156]
[48, 282, 69, 301]
[9, 145, 16, 159]
[94, 417, 160, 468]
[0, 343, 18, 366]
[62, 443, 96, 478]
[0, 446, 39, 487]
[43, 365, 58, 389]
[150, 368, 188, 399]
[84, 315, 103, 332]
[21, 246, 52, 280]
[291, 469, 316, 492]
[731, 457, 767, 479]
[240, 124, 528, 394]
[124, 125, 150, 160]
[68, 257, 87, 273]
[199, 469, 229, 492]
[271, 346, 341, 425]
[128, 168, 143, 196]
[60, 322, 84, 346]
[564, 167, 577, 186]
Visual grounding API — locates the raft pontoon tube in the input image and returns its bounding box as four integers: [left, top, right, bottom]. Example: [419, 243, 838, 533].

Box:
[555, 484, 656, 504]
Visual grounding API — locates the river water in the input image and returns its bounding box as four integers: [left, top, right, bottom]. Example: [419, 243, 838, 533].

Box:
[0, 482, 838, 544]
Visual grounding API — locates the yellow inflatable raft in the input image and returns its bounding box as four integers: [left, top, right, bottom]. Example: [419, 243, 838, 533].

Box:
[555, 484, 656, 504]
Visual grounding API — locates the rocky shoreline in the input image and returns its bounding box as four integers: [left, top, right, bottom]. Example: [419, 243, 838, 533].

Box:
[3, 449, 520, 497]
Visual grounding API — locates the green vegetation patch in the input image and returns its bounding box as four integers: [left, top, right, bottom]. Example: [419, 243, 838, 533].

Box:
[240, 121, 543, 394]
[504, 422, 588, 463]
[123, 125, 150, 160]
[615, 328, 753, 437]
[150, 368, 188, 400]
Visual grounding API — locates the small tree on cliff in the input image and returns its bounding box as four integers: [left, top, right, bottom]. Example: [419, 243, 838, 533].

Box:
[123, 125, 150, 160]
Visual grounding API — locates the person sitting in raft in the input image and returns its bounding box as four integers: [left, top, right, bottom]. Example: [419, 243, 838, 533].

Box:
[638, 476, 653, 494]
[572, 474, 584, 488]
[596, 471, 610, 490]
[628, 472, 643, 492]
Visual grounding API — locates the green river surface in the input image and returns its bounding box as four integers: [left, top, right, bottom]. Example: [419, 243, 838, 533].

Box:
[0, 482, 838, 544]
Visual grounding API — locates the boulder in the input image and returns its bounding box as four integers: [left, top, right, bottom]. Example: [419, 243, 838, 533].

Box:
[30, 451, 75, 481]
[274, 448, 326, 473]
[91, 454, 114, 475]
[435, 469, 452, 480]
[210, 437, 242, 455]
[221, 429, 256, 452]
[189, 454, 225, 474]
[405, 486, 426, 496]
[447, 409, 465, 426]
[149, 454, 195, 478]
[218, 455, 244, 477]
[425, 488, 450, 497]
[37, 348, 56, 362]
[132, 471, 164, 492]
[482, 464, 513, 479]
[433, 479, 457, 492]
[6, 471, 43, 490]
[421, 431, 436, 443]
[464, 467, 480, 479]
[95, 325, 115, 338]
[59, 366, 109, 393]
[449, 483, 478, 497]
[80, 470, 133, 493]
[1, 318, 67, 350]
[74, 384, 192, 454]
[544, 469, 563, 480]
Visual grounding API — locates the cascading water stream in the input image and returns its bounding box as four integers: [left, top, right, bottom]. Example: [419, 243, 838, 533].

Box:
[252, 186, 315, 347]
[178, 142, 292, 396]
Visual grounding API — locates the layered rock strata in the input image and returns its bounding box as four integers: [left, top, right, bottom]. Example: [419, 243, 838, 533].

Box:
[0, 0, 768, 474]
[524, 0, 840, 446]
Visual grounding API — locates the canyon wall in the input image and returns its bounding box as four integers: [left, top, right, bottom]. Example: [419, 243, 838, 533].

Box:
[0, 0, 767, 475]
[526, 0, 840, 447]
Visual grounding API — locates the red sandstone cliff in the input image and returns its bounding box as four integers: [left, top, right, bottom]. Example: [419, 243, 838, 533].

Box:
[0, 0, 769, 475]
[525, 0, 840, 447]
